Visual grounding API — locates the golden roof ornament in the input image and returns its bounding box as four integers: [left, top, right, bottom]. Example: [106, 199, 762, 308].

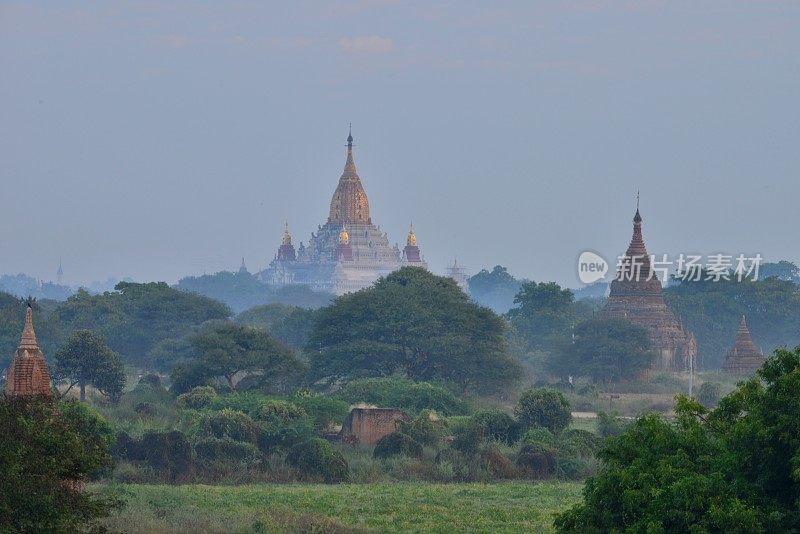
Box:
[339, 225, 350, 245]
[407, 223, 417, 247]
[282, 221, 292, 246]
[328, 126, 371, 225]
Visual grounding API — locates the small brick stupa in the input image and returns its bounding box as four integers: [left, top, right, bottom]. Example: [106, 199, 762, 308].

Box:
[722, 316, 765, 376]
[5, 303, 52, 397]
[602, 205, 697, 372]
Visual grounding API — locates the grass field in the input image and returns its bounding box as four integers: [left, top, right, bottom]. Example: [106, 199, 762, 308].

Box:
[94, 482, 583, 533]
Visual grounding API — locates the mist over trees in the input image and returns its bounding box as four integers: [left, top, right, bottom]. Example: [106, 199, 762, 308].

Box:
[467, 265, 524, 313]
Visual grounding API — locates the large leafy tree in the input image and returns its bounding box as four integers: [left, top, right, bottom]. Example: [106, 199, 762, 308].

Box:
[54, 330, 126, 402]
[54, 282, 231, 366]
[0, 397, 117, 531]
[507, 281, 577, 353]
[467, 265, 523, 313]
[555, 346, 800, 532]
[308, 267, 522, 394]
[548, 318, 653, 383]
[236, 303, 317, 349]
[170, 323, 305, 394]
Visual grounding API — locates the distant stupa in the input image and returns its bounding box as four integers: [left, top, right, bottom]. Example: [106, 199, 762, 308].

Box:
[721, 316, 765, 376]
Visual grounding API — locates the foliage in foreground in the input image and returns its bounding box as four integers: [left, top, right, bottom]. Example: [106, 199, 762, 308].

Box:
[0, 396, 117, 532]
[556, 346, 800, 532]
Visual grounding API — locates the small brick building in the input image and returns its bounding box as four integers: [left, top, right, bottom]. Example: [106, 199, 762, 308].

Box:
[339, 407, 409, 445]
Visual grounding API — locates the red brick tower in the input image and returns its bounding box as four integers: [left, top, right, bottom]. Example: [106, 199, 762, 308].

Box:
[722, 316, 765, 375]
[5, 304, 51, 398]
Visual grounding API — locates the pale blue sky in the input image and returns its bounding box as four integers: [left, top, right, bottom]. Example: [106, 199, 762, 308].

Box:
[1, 1, 798, 287]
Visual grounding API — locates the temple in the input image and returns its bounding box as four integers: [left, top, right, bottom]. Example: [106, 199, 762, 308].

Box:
[602, 206, 697, 372]
[721, 316, 765, 375]
[5, 304, 51, 397]
[259, 129, 427, 294]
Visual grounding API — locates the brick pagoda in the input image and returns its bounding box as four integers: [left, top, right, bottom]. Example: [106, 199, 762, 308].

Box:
[602, 207, 697, 372]
[721, 316, 765, 375]
[5, 304, 51, 397]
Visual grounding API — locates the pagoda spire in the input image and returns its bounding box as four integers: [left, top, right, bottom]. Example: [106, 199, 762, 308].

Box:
[344, 124, 356, 176]
[19, 301, 39, 351]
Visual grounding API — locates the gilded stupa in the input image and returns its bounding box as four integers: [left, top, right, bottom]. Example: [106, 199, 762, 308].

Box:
[602, 204, 697, 372]
[259, 129, 427, 294]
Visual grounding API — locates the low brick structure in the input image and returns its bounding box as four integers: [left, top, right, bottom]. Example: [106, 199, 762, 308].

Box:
[339, 407, 409, 445]
[722, 316, 765, 376]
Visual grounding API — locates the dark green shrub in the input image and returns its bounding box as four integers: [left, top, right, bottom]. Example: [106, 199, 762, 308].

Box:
[597, 411, 628, 438]
[516, 442, 556, 478]
[335, 377, 471, 416]
[138, 431, 193, 482]
[478, 445, 516, 479]
[290, 391, 350, 431]
[198, 409, 258, 443]
[520, 427, 556, 447]
[176, 386, 218, 410]
[254, 400, 314, 452]
[208, 391, 269, 414]
[697, 381, 722, 408]
[138, 373, 162, 389]
[373, 432, 424, 459]
[451, 423, 484, 456]
[556, 456, 596, 480]
[397, 410, 446, 446]
[194, 437, 262, 466]
[134, 402, 155, 416]
[558, 428, 602, 457]
[470, 409, 520, 444]
[286, 438, 349, 483]
[514, 388, 572, 433]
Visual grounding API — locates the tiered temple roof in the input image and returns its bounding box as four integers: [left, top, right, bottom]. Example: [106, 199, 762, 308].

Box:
[5, 304, 51, 397]
[259, 129, 426, 294]
[722, 316, 765, 376]
[602, 206, 697, 372]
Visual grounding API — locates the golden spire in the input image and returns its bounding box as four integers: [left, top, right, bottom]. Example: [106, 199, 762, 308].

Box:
[282, 221, 292, 246]
[339, 224, 350, 245]
[19, 302, 39, 351]
[407, 222, 417, 247]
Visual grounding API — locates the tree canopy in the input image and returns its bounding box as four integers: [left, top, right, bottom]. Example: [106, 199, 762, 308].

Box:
[556, 346, 800, 532]
[170, 323, 305, 394]
[53, 330, 126, 402]
[467, 265, 523, 313]
[548, 318, 654, 383]
[507, 281, 577, 353]
[308, 267, 522, 394]
[235, 303, 317, 349]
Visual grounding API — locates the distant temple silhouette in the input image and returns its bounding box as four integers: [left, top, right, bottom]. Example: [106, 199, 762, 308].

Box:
[258, 129, 427, 294]
[722, 316, 765, 376]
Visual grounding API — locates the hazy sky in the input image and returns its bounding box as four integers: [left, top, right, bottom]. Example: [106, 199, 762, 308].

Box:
[1, 1, 798, 288]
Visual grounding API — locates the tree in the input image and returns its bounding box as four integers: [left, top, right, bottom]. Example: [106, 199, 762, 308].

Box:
[514, 388, 572, 433]
[0, 397, 117, 531]
[307, 267, 522, 394]
[235, 303, 317, 349]
[548, 318, 654, 383]
[54, 330, 126, 401]
[555, 347, 800, 532]
[54, 282, 231, 367]
[467, 265, 523, 313]
[170, 323, 305, 394]
[760, 260, 800, 283]
[507, 281, 576, 353]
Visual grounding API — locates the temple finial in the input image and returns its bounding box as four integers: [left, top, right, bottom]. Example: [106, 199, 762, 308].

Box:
[347, 123, 353, 147]
[633, 191, 642, 223]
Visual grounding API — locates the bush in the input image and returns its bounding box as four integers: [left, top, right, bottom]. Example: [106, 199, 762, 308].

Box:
[478, 445, 517, 479]
[373, 432, 424, 459]
[596, 411, 628, 438]
[176, 386, 218, 410]
[697, 381, 722, 408]
[134, 402, 155, 416]
[397, 410, 446, 446]
[451, 423, 485, 456]
[516, 442, 556, 478]
[557, 428, 602, 457]
[254, 400, 315, 452]
[138, 373, 162, 389]
[514, 388, 572, 433]
[520, 427, 556, 447]
[198, 409, 258, 443]
[120, 430, 193, 482]
[194, 437, 262, 466]
[286, 438, 349, 483]
[335, 377, 471, 416]
[470, 409, 520, 444]
[290, 391, 350, 432]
